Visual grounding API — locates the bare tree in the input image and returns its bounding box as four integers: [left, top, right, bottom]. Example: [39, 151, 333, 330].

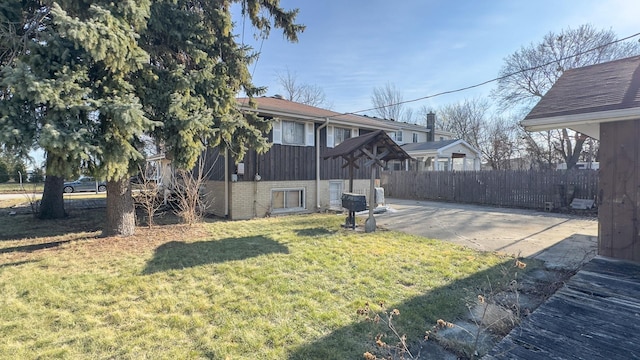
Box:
[370, 82, 413, 122]
[493, 24, 640, 168]
[134, 164, 164, 228]
[480, 116, 522, 170]
[170, 152, 216, 225]
[437, 98, 525, 169]
[276, 69, 330, 108]
[437, 97, 490, 149]
[416, 105, 436, 127]
[520, 130, 563, 170]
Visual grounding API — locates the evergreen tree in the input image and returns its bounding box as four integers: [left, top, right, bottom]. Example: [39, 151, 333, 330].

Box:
[0, 160, 8, 183]
[11, 160, 26, 182]
[1, 1, 304, 235]
[138, 0, 304, 170]
[29, 167, 44, 183]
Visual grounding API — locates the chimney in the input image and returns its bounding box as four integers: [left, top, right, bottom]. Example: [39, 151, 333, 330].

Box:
[426, 112, 436, 142]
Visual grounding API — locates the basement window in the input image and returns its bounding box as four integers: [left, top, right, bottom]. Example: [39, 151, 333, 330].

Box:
[272, 188, 305, 212]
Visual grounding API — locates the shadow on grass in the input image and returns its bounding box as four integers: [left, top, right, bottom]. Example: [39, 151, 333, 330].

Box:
[143, 236, 289, 274]
[0, 240, 73, 254]
[0, 209, 103, 241]
[287, 259, 519, 360]
[0, 259, 39, 268]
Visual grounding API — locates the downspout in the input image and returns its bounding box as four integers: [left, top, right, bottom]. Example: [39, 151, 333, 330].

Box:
[224, 147, 229, 217]
[316, 118, 330, 209]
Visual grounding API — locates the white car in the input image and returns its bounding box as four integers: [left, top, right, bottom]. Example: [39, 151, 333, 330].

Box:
[63, 177, 107, 193]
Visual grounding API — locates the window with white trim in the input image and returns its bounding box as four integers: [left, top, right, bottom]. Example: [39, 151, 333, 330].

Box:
[282, 120, 305, 145]
[334, 127, 351, 146]
[272, 188, 305, 212]
[396, 130, 403, 142]
[412, 133, 418, 143]
[386, 160, 403, 171]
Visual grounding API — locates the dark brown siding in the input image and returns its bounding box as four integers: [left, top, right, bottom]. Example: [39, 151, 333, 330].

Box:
[599, 120, 640, 261]
[219, 124, 374, 182]
[203, 147, 226, 181]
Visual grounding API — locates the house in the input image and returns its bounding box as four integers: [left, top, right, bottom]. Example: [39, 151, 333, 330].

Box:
[401, 139, 482, 171]
[202, 96, 431, 220]
[365, 112, 455, 145]
[383, 111, 481, 171]
[521, 55, 640, 262]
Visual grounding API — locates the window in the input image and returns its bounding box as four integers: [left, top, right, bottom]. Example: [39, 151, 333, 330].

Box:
[386, 160, 403, 171]
[439, 136, 444, 141]
[334, 127, 351, 146]
[396, 130, 403, 142]
[272, 188, 305, 212]
[412, 133, 418, 143]
[282, 120, 305, 145]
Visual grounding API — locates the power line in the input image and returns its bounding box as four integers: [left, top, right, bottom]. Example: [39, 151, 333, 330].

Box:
[333, 31, 640, 119]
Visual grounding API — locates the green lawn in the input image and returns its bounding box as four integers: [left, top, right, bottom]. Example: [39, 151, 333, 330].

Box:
[0, 182, 44, 193]
[0, 211, 530, 359]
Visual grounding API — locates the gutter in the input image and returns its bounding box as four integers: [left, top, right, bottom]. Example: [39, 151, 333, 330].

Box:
[316, 118, 330, 209]
[521, 107, 640, 132]
[224, 147, 229, 217]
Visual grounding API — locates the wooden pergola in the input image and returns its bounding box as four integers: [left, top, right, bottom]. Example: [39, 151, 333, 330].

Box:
[323, 130, 412, 232]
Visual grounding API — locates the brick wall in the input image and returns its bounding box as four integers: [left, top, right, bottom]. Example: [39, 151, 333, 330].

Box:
[203, 181, 226, 217]
[205, 179, 372, 220]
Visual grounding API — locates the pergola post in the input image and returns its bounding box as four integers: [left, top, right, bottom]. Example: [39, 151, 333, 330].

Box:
[322, 130, 412, 232]
[365, 146, 377, 233]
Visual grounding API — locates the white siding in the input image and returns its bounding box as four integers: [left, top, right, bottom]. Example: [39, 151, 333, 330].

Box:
[272, 119, 282, 144]
[326, 125, 334, 148]
[305, 122, 315, 146]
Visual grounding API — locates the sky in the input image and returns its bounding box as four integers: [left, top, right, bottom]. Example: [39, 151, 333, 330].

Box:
[234, 0, 640, 115]
[26, 1, 640, 170]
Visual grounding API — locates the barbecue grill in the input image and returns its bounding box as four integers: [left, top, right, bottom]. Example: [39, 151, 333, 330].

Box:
[341, 193, 367, 229]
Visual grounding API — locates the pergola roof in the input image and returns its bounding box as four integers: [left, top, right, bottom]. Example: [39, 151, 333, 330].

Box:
[322, 130, 412, 162]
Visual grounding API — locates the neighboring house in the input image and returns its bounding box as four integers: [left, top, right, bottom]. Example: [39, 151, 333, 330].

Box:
[202, 96, 431, 220]
[145, 153, 173, 187]
[400, 139, 481, 171]
[521, 55, 640, 262]
[384, 111, 479, 171]
[556, 162, 599, 170]
[432, 129, 455, 142]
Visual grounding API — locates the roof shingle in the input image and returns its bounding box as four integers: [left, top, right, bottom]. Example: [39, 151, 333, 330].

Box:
[238, 96, 429, 132]
[525, 55, 640, 120]
[401, 139, 459, 152]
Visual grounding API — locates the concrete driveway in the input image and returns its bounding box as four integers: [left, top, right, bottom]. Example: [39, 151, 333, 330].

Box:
[373, 198, 598, 270]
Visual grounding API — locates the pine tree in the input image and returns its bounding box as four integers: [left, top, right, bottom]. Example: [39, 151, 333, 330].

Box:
[1, 1, 304, 235]
[138, 0, 304, 170]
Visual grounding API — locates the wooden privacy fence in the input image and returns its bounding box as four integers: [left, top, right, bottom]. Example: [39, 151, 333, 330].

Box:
[381, 170, 599, 210]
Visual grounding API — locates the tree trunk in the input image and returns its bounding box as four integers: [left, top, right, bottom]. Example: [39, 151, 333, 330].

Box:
[103, 177, 136, 237]
[38, 156, 66, 219]
[563, 129, 587, 170]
